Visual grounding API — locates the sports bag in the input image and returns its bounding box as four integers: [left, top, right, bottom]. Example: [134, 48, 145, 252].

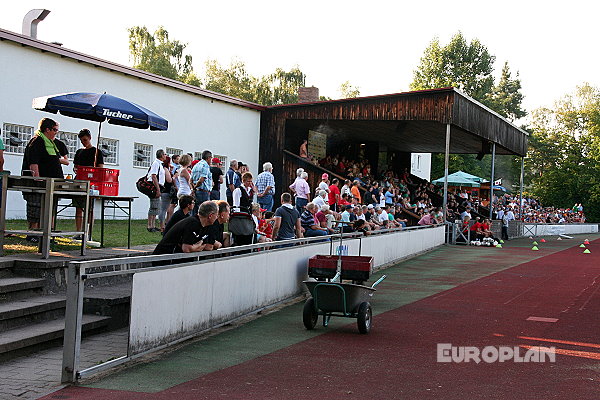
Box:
[136, 167, 157, 198]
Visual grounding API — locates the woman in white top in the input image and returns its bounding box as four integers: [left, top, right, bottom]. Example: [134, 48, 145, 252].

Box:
[177, 154, 193, 197]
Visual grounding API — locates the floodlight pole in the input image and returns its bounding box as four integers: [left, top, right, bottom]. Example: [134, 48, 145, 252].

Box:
[442, 124, 450, 223]
[489, 143, 496, 220]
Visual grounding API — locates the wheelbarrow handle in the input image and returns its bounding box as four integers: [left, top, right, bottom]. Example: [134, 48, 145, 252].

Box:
[371, 275, 387, 288]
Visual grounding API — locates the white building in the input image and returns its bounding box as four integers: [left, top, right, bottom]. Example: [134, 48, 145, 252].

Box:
[0, 28, 263, 219]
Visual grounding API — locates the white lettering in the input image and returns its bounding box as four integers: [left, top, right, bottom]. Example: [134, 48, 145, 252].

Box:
[499, 347, 513, 362]
[102, 108, 134, 120]
[437, 343, 452, 362]
[464, 347, 481, 364]
[481, 346, 498, 363]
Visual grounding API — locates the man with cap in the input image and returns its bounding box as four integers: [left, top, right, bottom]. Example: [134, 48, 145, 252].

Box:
[318, 173, 330, 195]
[210, 157, 224, 200]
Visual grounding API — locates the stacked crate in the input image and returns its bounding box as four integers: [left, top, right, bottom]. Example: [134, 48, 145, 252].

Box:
[75, 167, 119, 196]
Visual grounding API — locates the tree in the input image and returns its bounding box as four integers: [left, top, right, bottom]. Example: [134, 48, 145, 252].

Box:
[525, 84, 600, 221]
[338, 81, 360, 99]
[412, 32, 526, 190]
[410, 33, 495, 105]
[203, 59, 306, 105]
[128, 26, 200, 86]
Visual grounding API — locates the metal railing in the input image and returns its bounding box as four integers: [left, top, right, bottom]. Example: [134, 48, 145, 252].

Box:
[61, 224, 436, 382]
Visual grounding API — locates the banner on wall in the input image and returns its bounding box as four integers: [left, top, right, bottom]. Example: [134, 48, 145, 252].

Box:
[308, 130, 327, 160]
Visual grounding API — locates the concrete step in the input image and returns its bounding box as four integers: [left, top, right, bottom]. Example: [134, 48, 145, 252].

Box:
[0, 276, 45, 301]
[0, 295, 66, 331]
[0, 314, 111, 359]
[0, 259, 13, 278]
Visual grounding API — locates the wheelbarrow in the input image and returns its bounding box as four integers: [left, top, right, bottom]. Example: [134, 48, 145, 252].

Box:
[302, 275, 386, 334]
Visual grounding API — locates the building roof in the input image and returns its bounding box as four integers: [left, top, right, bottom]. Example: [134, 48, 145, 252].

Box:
[0, 27, 265, 111]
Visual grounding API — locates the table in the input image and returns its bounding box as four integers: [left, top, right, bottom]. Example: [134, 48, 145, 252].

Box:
[90, 195, 137, 248]
[0, 175, 90, 259]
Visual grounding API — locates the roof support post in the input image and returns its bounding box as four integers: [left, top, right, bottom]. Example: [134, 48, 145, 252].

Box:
[442, 124, 451, 222]
[489, 142, 496, 220]
[519, 156, 525, 221]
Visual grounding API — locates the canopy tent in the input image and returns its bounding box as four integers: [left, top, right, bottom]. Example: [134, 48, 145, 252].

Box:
[432, 171, 481, 187]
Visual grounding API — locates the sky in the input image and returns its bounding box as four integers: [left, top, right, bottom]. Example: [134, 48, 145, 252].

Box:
[1, 0, 598, 114]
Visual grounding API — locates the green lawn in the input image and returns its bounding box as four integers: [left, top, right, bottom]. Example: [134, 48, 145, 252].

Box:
[3, 219, 160, 254]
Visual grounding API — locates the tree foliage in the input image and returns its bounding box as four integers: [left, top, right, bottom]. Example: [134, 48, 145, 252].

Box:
[128, 26, 200, 86]
[413, 32, 526, 192]
[525, 84, 600, 221]
[338, 81, 361, 99]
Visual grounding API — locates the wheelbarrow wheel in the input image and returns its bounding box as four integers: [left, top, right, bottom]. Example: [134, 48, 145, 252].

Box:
[357, 302, 372, 334]
[303, 298, 318, 330]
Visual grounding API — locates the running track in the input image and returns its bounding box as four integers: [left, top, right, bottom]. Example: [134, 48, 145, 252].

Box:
[42, 236, 600, 399]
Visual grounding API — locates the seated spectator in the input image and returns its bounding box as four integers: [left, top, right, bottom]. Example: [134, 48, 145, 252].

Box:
[251, 203, 271, 243]
[312, 190, 328, 210]
[418, 210, 437, 226]
[272, 192, 303, 241]
[469, 217, 484, 240]
[153, 201, 219, 256]
[301, 202, 329, 237]
[316, 204, 337, 234]
[374, 206, 389, 228]
[162, 195, 194, 236]
[213, 200, 231, 248]
[259, 211, 275, 240]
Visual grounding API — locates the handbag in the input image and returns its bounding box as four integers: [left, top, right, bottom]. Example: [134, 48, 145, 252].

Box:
[136, 167, 157, 198]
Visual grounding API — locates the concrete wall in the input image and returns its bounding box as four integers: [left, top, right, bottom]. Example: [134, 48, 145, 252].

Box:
[0, 40, 261, 219]
[128, 226, 445, 354]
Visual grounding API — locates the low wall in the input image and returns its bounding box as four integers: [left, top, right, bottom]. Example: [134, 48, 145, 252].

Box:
[522, 223, 598, 237]
[128, 225, 445, 354]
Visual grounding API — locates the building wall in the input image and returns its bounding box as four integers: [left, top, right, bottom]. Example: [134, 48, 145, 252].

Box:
[0, 40, 261, 219]
[411, 153, 431, 181]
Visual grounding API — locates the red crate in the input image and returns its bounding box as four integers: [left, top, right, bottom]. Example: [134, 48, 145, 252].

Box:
[91, 181, 119, 196]
[307, 255, 374, 281]
[75, 167, 119, 182]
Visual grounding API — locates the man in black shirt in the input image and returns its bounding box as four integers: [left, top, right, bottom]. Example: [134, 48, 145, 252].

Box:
[21, 118, 64, 237]
[272, 192, 303, 241]
[153, 200, 219, 256]
[210, 157, 224, 200]
[162, 195, 194, 236]
[73, 129, 104, 236]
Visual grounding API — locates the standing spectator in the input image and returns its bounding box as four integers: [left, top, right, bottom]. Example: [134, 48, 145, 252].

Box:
[328, 178, 340, 211]
[72, 129, 104, 238]
[272, 192, 303, 241]
[176, 154, 193, 198]
[300, 203, 329, 237]
[256, 162, 275, 211]
[351, 181, 361, 204]
[460, 206, 472, 222]
[21, 118, 63, 241]
[288, 168, 304, 195]
[225, 159, 241, 206]
[210, 157, 224, 200]
[290, 171, 310, 213]
[368, 182, 380, 205]
[318, 173, 330, 194]
[191, 150, 213, 215]
[157, 156, 173, 232]
[501, 208, 515, 240]
[162, 195, 195, 236]
[340, 179, 352, 199]
[146, 149, 167, 232]
[233, 172, 255, 213]
[299, 139, 308, 159]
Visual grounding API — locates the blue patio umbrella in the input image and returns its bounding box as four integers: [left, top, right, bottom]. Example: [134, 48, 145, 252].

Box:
[32, 92, 168, 130]
[33, 92, 168, 165]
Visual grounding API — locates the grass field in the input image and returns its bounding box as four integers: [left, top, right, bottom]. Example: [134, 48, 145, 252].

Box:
[2, 219, 160, 254]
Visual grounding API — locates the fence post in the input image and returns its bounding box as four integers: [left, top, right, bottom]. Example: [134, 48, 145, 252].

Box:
[62, 263, 85, 383]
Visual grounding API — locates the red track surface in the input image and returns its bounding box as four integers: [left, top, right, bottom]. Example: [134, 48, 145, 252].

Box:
[43, 240, 600, 399]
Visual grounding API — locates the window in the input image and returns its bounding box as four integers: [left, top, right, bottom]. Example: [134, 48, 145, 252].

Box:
[194, 152, 202, 162]
[166, 147, 183, 158]
[56, 131, 78, 159]
[214, 154, 228, 173]
[133, 143, 153, 168]
[99, 138, 119, 165]
[2, 123, 33, 154]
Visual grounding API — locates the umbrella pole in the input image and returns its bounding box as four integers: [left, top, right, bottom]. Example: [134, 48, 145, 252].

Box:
[94, 121, 102, 167]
